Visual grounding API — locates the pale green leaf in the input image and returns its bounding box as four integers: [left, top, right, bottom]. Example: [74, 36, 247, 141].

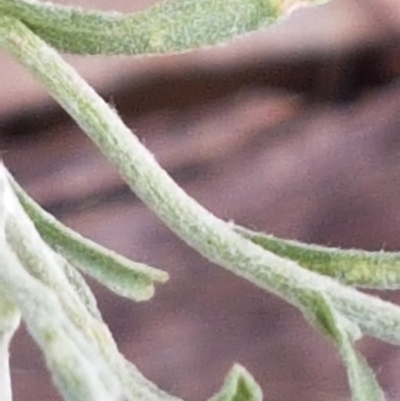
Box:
[54, 251, 102, 320]
[209, 364, 262, 401]
[8, 172, 168, 302]
[300, 292, 386, 401]
[0, 243, 124, 401]
[0, 0, 319, 55]
[235, 224, 400, 289]
[4, 15, 400, 348]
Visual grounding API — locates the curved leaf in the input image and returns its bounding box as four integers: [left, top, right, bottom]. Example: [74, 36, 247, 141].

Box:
[209, 364, 262, 401]
[8, 172, 168, 302]
[4, 15, 400, 348]
[300, 292, 386, 401]
[0, 0, 312, 55]
[235, 225, 400, 289]
[0, 242, 124, 401]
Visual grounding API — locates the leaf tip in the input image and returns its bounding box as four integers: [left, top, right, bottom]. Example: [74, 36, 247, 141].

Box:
[209, 363, 262, 401]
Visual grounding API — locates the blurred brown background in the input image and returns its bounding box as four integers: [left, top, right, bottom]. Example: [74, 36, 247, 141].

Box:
[2, 0, 400, 400]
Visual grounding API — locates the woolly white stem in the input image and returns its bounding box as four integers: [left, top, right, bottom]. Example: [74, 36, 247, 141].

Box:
[0, 164, 21, 401]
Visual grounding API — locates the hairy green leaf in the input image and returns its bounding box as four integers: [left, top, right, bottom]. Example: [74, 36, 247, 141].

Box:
[8, 172, 168, 302]
[0, 0, 316, 55]
[235, 225, 400, 289]
[0, 243, 124, 401]
[300, 292, 386, 401]
[1, 2, 394, 401]
[209, 364, 262, 401]
[4, 15, 400, 348]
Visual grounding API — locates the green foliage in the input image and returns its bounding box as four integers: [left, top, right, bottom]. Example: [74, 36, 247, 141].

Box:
[208, 364, 262, 401]
[9, 175, 168, 302]
[299, 292, 385, 401]
[236, 224, 400, 288]
[0, 0, 282, 54]
[0, 0, 395, 401]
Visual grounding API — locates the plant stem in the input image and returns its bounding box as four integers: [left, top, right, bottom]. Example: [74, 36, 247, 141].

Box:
[0, 243, 124, 401]
[0, 164, 180, 401]
[0, 297, 19, 401]
[0, 163, 20, 401]
[2, 16, 400, 345]
[0, 336, 12, 401]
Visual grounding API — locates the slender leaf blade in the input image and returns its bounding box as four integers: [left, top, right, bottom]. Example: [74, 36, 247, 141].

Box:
[300, 291, 386, 401]
[0, 0, 322, 55]
[235, 224, 400, 289]
[8, 172, 168, 302]
[209, 364, 262, 401]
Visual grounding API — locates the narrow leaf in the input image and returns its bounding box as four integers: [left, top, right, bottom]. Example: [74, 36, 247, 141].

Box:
[235, 224, 400, 289]
[209, 364, 262, 401]
[54, 251, 102, 320]
[0, 0, 320, 55]
[300, 292, 386, 401]
[8, 172, 168, 302]
[0, 243, 124, 401]
[0, 164, 123, 400]
[3, 167, 123, 355]
[4, 15, 400, 348]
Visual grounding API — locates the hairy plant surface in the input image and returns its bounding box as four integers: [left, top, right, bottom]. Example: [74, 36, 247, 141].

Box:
[0, 0, 395, 400]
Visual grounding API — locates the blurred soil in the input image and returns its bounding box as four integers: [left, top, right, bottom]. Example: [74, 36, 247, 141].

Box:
[2, 0, 400, 400]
